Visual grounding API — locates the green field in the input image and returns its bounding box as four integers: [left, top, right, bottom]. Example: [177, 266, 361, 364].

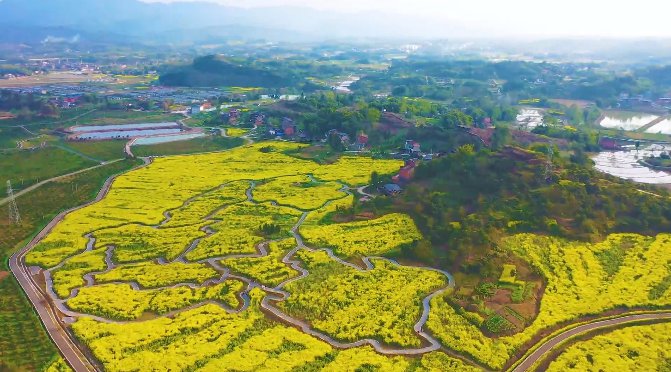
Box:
[0, 159, 141, 371]
[0, 147, 98, 191]
[131, 136, 244, 157]
[62, 140, 127, 162]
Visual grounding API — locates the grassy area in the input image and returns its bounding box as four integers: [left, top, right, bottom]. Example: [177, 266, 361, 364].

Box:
[62, 140, 127, 162]
[0, 158, 141, 371]
[132, 136, 244, 157]
[0, 146, 98, 191]
[0, 127, 30, 149]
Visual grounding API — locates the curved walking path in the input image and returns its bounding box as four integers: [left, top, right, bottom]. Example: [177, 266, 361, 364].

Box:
[0, 159, 123, 207]
[258, 211, 456, 356]
[511, 312, 671, 372]
[19, 152, 668, 372]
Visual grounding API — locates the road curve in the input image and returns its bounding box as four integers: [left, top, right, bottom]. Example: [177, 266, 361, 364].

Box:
[511, 312, 671, 372]
[9, 159, 153, 372]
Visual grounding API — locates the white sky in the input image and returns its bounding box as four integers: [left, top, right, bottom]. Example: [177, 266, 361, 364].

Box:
[141, 0, 671, 38]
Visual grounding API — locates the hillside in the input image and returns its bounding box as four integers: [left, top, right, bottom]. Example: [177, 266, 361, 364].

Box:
[159, 55, 299, 88]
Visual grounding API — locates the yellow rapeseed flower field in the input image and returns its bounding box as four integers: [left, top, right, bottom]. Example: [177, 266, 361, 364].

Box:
[547, 322, 671, 371]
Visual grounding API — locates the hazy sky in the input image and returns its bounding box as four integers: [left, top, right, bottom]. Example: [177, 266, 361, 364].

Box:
[142, 0, 671, 38]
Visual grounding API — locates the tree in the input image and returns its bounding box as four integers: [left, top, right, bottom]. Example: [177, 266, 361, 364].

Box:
[366, 108, 381, 123]
[369, 171, 380, 187]
[440, 110, 473, 129]
[568, 105, 583, 125]
[491, 126, 512, 150]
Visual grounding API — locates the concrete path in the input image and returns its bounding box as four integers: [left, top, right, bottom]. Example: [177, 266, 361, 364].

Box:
[511, 312, 671, 372]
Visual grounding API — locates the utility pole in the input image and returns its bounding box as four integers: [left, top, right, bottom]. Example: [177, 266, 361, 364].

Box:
[7, 180, 21, 225]
[544, 146, 554, 182]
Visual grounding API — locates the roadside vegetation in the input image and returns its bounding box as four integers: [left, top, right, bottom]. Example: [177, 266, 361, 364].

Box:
[0, 159, 140, 371]
[547, 322, 671, 371]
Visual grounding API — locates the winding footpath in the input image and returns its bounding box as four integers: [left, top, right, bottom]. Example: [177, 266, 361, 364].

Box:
[12, 155, 671, 372]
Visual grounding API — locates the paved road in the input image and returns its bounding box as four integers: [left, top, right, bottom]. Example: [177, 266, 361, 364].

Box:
[0, 160, 122, 207]
[511, 312, 671, 372]
[9, 159, 152, 372]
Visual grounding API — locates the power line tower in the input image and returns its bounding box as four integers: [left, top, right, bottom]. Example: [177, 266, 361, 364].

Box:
[7, 180, 21, 225]
[544, 146, 555, 182]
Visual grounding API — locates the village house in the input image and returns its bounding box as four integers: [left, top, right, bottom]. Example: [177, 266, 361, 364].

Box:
[227, 109, 241, 125]
[250, 112, 266, 126]
[392, 159, 417, 184]
[282, 117, 297, 136]
[379, 183, 402, 196]
[404, 140, 421, 154]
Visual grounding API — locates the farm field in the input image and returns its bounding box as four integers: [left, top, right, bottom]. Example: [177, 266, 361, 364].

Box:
[426, 233, 671, 370]
[0, 146, 98, 190]
[20, 141, 671, 371]
[26, 142, 468, 370]
[547, 322, 671, 371]
[131, 136, 244, 157]
[62, 140, 127, 161]
[0, 159, 141, 371]
[224, 127, 248, 137]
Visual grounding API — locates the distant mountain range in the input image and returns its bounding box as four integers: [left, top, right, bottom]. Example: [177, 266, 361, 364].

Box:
[0, 0, 470, 45]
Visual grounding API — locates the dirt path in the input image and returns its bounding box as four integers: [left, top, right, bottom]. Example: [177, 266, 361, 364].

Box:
[0, 159, 123, 207]
[53, 144, 104, 164]
[511, 312, 671, 372]
[637, 115, 671, 133]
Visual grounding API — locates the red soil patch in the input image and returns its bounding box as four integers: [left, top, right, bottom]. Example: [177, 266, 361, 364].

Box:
[0, 271, 10, 281]
[0, 112, 15, 120]
[377, 112, 414, 134]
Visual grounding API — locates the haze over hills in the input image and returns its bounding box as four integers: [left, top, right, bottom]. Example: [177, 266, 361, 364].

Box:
[2, 0, 671, 64]
[0, 0, 472, 44]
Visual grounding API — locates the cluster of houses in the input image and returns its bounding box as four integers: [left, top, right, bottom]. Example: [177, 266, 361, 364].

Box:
[378, 139, 440, 196]
[47, 95, 81, 109]
[618, 93, 671, 113]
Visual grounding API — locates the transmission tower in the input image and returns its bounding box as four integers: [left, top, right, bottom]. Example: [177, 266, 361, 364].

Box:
[544, 146, 555, 182]
[7, 180, 21, 225]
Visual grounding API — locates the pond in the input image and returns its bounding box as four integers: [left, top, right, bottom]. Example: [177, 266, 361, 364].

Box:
[133, 133, 207, 145]
[598, 112, 658, 131]
[644, 118, 671, 134]
[73, 128, 183, 140]
[70, 122, 179, 133]
[592, 144, 671, 184]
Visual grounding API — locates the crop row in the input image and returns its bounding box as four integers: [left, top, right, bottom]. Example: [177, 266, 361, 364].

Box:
[279, 249, 449, 348]
[301, 213, 422, 259]
[426, 233, 671, 370]
[222, 239, 299, 288]
[67, 281, 244, 320]
[547, 322, 671, 371]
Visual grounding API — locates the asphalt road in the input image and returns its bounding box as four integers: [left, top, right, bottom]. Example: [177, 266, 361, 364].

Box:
[511, 312, 671, 372]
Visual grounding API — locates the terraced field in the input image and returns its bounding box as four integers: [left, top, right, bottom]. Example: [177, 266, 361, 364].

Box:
[22, 142, 468, 370]
[20, 142, 671, 371]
